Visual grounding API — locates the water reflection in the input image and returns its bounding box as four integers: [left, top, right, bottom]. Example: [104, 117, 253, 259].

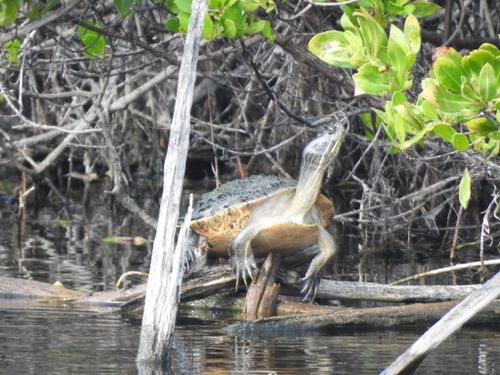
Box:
[0, 202, 152, 291]
[170, 320, 500, 375]
[0, 308, 141, 375]
[0, 304, 498, 374]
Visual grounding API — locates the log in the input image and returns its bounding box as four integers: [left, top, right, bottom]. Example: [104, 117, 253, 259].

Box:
[0, 276, 84, 300]
[0, 270, 487, 307]
[227, 300, 500, 335]
[2, 275, 499, 333]
[189, 263, 485, 303]
[314, 279, 480, 302]
[245, 253, 281, 319]
[381, 271, 500, 375]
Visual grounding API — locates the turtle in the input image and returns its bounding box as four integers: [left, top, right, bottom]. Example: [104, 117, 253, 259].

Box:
[188, 125, 345, 298]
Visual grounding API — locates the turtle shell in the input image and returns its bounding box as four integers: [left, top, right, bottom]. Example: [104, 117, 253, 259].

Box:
[190, 175, 335, 255]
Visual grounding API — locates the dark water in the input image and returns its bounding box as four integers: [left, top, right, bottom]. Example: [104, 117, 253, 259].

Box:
[0, 200, 499, 374]
[0, 307, 498, 375]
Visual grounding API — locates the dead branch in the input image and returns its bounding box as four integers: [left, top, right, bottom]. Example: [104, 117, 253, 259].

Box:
[381, 271, 500, 375]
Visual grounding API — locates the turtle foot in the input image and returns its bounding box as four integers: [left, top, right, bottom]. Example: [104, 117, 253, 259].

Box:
[229, 241, 257, 290]
[300, 275, 320, 302]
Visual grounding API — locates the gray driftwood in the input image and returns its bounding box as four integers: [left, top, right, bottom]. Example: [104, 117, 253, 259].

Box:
[227, 300, 500, 335]
[136, 0, 207, 365]
[314, 279, 480, 302]
[380, 270, 500, 375]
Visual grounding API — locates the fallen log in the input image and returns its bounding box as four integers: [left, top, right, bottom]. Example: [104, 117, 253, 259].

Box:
[0, 275, 331, 319]
[0, 276, 84, 300]
[227, 300, 500, 335]
[381, 270, 500, 375]
[313, 278, 480, 302]
[0, 271, 489, 308]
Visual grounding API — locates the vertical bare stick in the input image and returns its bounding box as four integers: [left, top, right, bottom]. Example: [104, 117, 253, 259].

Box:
[136, 0, 207, 364]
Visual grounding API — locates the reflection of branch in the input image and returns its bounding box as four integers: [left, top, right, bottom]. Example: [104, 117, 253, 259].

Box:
[0, 0, 81, 44]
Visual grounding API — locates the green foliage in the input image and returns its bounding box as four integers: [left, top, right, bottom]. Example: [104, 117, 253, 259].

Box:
[23, 0, 60, 20]
[114, 0, 142, 17]
[309, 0, 500, 156]
[0, 0, 21, 26]
[309, 7, 425, 96]
[4, 39, 21, 65]
[76, 20, 107, 60]
[165, 0, 275, 41]
[459, 168, 471, 209]
[339, 0, 440, 27]
[420, 44, 500, 154]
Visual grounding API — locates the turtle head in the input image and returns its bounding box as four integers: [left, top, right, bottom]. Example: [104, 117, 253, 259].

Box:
[293, 124, 345, 210]
[302, 125, 346, 172]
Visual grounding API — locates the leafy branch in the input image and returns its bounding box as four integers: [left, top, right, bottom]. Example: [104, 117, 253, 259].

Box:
[307, 0, 500, 208]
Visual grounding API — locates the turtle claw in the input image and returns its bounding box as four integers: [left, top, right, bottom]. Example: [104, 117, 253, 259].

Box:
[300, 276, 320, 302]
[234, 256, 256, 289]
[229, 240, 256, 290]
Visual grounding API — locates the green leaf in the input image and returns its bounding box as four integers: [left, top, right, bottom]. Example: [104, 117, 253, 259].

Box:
[221, 4, 244, 34]
[165, 17, 180, 32]
[463, 50, 496, 78]
[4, 38, 21, 65]
[0, 0, 20, 27]
[174, 0, 192, 14]
[391, 91, 408, 106]
[239, 0, 260, 11]
[177, 12, 190, 33]
[76, 20, 107, 60]
[458, 168, 471, 209]
[452, 133, 469, 151]
[387, 27, 408, 74]
[114, 0, 135, 16]
[435, 92, 482, 119]
[411, 1, 441, 17]
[202, 15, 215, 39]
[353, 63, 392, 96]
[487, 130, 500, 140]
[225, 0, 239, 9]
[433, 123, 456, 142]
[400, 126, 429, 149]
[420, 78, 440, 106]
[166, 0, 181, 14]
[479, 43, 500, 57]
[223, 18, 237, 38]
[478, 63, 496, 102]
[44, 0, 61, 12]
[308, 31, 356, 68]
[419, 99, 438, 120]
[393, 103, 424, 129]
[403, 14, 421, 55]
[465, 117, 498, 136]
[433, 57, 462, 93]
[356, 9, 387, 59]
[246, 20, 266, 34]
[261, 20, 275, 42]
[208, 0, 223, 9]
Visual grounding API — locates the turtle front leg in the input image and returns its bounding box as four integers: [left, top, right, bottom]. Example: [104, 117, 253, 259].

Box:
[228, 225, 260, 289]
[301, 226, 338, 300]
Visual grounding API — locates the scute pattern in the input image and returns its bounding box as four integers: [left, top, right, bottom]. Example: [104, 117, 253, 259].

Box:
[192, 175, 292, 220]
